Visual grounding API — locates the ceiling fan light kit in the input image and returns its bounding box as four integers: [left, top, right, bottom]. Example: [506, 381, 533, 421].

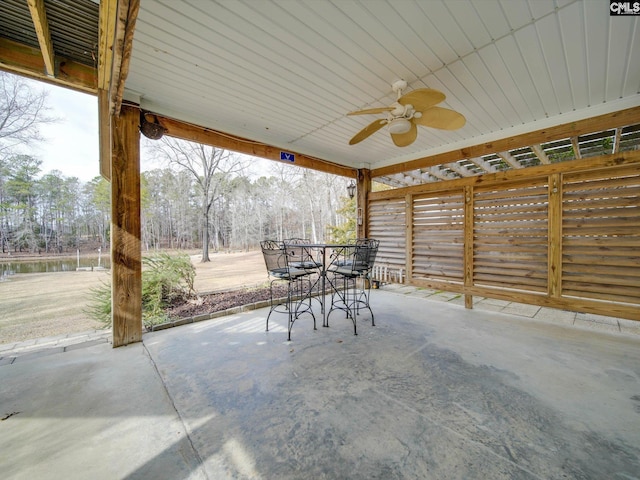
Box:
[388, 117, 412, 134]
[347, 80, 466, 147]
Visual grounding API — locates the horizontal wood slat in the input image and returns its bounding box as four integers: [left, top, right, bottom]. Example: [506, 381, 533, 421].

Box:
[412, 191, 464, 283]
[562, 163, 640, 306]
[369, 197, 406, 272]
[473, 179, 548, 292]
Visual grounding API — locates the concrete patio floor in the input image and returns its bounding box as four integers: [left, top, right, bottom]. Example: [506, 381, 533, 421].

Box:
[1, 289, 639, 479]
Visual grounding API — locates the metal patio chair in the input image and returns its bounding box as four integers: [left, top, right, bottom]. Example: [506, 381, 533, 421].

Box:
[327, 238, 379, 335]
[260, 240, 316, 341]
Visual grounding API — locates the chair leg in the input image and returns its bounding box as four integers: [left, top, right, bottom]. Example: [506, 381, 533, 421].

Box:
[327, 274, 358, 335]
[285, 276, 317, 341]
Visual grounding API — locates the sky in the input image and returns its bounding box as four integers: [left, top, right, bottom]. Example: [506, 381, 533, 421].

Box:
[21, 77, 275, 183]
[25, 79, 102, 182]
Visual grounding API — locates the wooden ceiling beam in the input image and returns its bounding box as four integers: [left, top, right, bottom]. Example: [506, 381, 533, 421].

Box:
[156, 114, 357, 178]
[372, 106, 640, 177]
[26, 0, 55, 77]
[0, 37, 96, 92]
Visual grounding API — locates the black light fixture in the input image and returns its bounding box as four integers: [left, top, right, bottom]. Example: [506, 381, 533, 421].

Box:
[347, 180, 356, 199]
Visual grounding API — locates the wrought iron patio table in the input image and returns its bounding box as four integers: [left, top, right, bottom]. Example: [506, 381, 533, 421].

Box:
[295, 243, 355, 328]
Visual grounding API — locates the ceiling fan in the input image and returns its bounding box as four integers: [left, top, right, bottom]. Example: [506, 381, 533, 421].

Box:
[347, 80, 466, 147]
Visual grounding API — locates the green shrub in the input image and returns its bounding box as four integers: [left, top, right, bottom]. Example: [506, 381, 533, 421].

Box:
[86, 253, 196, 329]
[86, 280, 112, 326]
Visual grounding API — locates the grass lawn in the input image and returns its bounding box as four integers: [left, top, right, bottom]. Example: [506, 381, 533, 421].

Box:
[0, 250, 268, 345]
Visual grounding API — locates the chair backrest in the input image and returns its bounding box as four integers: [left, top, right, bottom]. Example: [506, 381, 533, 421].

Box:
[260, 240, 289, 276]
[283, 238, 318, 269]
[353, 238, 379, 273]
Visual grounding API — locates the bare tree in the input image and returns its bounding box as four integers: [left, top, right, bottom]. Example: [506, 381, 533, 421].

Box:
[149, 138, 246, 262]
[0, 72, 53, 154]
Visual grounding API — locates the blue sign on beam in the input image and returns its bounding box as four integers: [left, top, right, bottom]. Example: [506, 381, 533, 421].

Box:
[280, 151, 295, 162]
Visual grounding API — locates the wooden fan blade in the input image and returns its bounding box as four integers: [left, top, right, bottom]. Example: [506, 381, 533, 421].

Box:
[349, 119, 388, 145]
[398, 88, 445, 111]
[414, 106, 466, 130]
[391, 122, 417, 147]
[347, 107, 394, 116]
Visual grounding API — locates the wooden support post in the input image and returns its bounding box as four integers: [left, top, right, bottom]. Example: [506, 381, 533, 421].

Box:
[548, 173, 562, 299]
[464, 186, 474, 309]
[111, 104, 142, 347]
[98, 89, 111, 180]
[356, 168, 371, 239]
[405, 193, 413, 285]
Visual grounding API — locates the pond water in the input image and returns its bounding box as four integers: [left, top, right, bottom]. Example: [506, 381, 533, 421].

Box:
[0, 257, 110, 275]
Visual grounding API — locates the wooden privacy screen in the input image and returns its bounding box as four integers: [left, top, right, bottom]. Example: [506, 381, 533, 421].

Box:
[369, 153, 640, 321]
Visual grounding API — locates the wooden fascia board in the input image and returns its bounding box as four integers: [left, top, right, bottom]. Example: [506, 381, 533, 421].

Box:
[111, 0, 139, 116]
[26, 0, 55, 77]
[371, 106, 640, 178]
[97, 0, 118, 181]
[98, 0, 118, 91]
[0, 37, 96, 93]
[157, 114, 357, 178]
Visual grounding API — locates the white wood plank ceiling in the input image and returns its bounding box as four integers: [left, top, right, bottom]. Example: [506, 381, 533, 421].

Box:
[123, 0, 640, 178]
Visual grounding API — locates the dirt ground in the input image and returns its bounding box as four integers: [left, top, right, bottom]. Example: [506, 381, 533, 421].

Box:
[0, 250, 269, 345]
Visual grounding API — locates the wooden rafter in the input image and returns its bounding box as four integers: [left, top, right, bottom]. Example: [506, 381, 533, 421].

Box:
[497, 151, 522, 169]
[375, 176, 405, 188]
[445, 162, 473, 177]
[428, 166, 455, 181]
[26, 0, 55, 77]
[466, 156, 497, 174]
[372, 107, 640, 178]
[531, 144, 551, 164]
[571, 136, 582, 159]
[406, 170, 424, 184]
[385, 174, 408, 188]
[613, 127, 622, 153]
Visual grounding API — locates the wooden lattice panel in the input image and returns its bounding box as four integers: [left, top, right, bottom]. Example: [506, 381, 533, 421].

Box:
[562, 164, 640, 305]
[473, 179, 549, 292]
[412, 191, 464, 283]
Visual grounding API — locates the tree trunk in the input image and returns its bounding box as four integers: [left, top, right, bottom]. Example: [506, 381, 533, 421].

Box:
[201, 205, 210, 262]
